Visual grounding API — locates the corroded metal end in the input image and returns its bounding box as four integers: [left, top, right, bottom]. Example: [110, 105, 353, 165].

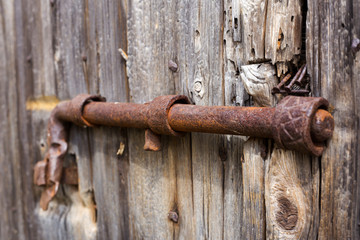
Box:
[272, 96, 333, 156]
[147, 95, 190, 136]
[311, 109, 334, 143]
[34, 94, 105, 210]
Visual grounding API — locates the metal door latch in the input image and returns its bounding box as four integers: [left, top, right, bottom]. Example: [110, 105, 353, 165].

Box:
[34, 94, 334, 210]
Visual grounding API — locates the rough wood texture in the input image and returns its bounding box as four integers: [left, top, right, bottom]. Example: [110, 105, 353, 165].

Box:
[307, 0, 360, 238]
[265, 150, 315, 239]
[240, 61, 320, 239]
[237, 0, 267, 62]
[126, 1, 240, 239]
[240, 64, 275, 239]
[265, 0, 303, 75]
[240, 61, 319, 239]
[0, 0, 359, 239]
[241, 138, 267, 239]
[240, 63, 277, 107]
[0, 0, 129, 239]
[126, 1, 195, 239]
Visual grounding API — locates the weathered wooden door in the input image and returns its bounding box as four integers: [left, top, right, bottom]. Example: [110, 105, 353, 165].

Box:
[1, 0, 359, 239]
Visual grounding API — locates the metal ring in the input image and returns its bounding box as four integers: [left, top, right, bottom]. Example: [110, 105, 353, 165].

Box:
[147, 95, 190, 136]
[69, 94, 106, 127]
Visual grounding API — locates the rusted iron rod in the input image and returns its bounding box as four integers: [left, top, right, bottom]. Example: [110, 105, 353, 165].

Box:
[168, 105, 275, 138]
[82, 100, 333, 144]
[83, 103, 275, 138]
[34, 94, 334, 210]
[82, 103, 276, 137]
[83, 102, 149, 128]
[81, 98, 333, 152]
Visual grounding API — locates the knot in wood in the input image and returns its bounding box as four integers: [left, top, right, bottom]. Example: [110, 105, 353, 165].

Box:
[275, 196, 298, 230]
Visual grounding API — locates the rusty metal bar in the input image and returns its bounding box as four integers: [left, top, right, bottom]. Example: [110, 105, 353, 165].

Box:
[83, 102, 149, 128]
[168, 105, 275, 138]
[83, 103, 275, 137]
[81, 97, 333, 155]
[34, 94, 334, 210]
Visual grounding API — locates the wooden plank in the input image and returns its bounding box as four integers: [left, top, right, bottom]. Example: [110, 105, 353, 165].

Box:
[0, 1, 19, 238]
[223, 136, 244, 239]
[237, 0, 268, 62]
[307, 0, 360, 238]
[354, 1, 360, 234]
[89, 0, 130, 238]
[126, 0, 195, 239]
[240, 63, 277, 239]
[265, 151, 315, 239]
[223, 0, 251, 107]
[242, 138, 267, 240]
[185, 0, 227, 239]
[52, 0, 88, 98]
[29, 0, 98, 239]
[222, 9, 250, 238]
[0, 0, 39, 239]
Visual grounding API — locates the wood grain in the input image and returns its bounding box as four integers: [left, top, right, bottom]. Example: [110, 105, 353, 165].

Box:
[0, 0, 359, 239]
[265, 150, 314, 239]
[126, 0, 194, 238]
[265, 0, 303, 76]
[238, 0, 267, 62]
[307, 0, 360, 238]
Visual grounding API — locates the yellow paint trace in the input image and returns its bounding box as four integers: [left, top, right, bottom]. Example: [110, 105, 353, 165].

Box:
[26, 96, 60, 111]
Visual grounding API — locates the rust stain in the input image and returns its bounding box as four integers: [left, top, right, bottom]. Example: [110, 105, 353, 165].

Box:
[26, 96, 60, 111]
[277, 28, 284, 50]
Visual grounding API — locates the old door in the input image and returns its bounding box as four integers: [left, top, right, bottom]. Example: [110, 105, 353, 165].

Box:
[0, 0, 359, 239]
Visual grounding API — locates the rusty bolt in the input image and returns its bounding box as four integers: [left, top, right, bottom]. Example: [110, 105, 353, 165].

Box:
[35, 94, 334, 211]
[26, 55, 32, 63]
[168, 60, 178, 72]
[272, 74, 291, 94]
[272, 64, 311, 96]
[168, 211, 179, 223]
[310, 109, 334, 142]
